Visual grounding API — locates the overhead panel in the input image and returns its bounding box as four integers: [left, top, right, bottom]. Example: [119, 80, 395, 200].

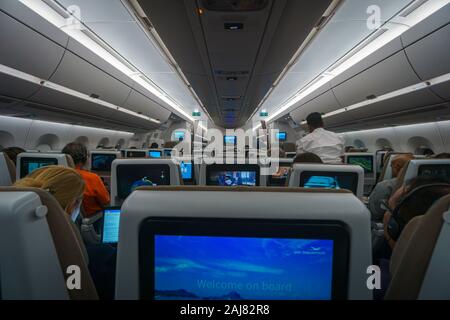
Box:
[122, 89, 171, 123]
[0, 10, 66, 98]
[332, 51, 421, 107]
[404, 24, 450, 100]
[290, 89, 341, 124]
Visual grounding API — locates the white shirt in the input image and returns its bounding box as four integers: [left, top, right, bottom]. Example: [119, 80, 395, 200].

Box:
[296, 128, 345, 164]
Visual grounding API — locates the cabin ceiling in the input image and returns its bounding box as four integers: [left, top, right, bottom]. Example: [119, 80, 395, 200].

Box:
[137, 0, 332, 128]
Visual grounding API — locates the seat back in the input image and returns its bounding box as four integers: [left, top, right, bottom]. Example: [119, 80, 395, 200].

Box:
[386, 195, 450, 299]
[110, 159, 182, 206]
[0, 187, 98, 300]
[115, 186, 372, 300]
[344, 153, 376, 193]
[0, 152, 16, 186]
[289, 163, 365, 198]
[401, 159, 450, 186]
[16, 152, 73, 180]
[124, 149, 148, 158]
[266, 158, 293, 187]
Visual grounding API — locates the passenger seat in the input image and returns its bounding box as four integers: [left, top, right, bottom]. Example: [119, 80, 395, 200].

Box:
[0, 187, 98, 300]
[0, 152, 16, 186]
[385, 195, 450, 299]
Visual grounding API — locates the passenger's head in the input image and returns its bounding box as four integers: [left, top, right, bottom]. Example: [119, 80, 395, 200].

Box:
[150, 142, 159, 149]
[62, 142, 88, 168]
[306, 112, 324, 132]
[384, 175, 450, 248]
[391, 154, 414, 178]
[14, 166, 85, 218]
[293, 152, 323, 164]
[433, 153, 450, 159]
[268, 148, 286, 158]
[2, 147, 26, 165]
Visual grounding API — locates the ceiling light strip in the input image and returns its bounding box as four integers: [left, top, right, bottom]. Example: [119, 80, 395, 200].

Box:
[18, 0, 195, 122]
[264, 0, 449, 124]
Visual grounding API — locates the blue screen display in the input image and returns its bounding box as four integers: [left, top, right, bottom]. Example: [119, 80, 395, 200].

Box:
[277, 132, 287, 141]
[180, 162, 193, 180]
[304, 176, 340, 189]
[149, 151, 162, 158]
[208, 171, 256, 186]
[155, 236, 334, 300]
[164, 149, 172, 157]
[174, 131, 185, 141]
[224, 136, 237, 145]
[102, 209, 121, 244]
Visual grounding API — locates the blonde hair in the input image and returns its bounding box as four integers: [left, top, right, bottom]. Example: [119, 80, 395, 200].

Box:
[14, 165, 85, 209]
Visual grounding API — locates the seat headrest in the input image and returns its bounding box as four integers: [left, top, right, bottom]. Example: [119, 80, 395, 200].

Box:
[0, 187, 98, 300]
[0, 153, 16, 185]
[386, 194, 450, 300]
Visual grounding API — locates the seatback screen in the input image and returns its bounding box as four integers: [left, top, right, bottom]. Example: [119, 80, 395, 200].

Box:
[164, 149, 172, 157]
[116, 164, 170, 200]
[91, 154, 117, 172]
[155, 236, 333, 300]
[20, 157, 58, 178]
[300, 171, 358, 195]
[149, 151, 162, 158]
[139, 218, 350, 300]
[126, 151, 147, 158]
[347, 156, 373, 173]
[102, 208, 121, 244]
[418, 164, 450, 179]
[207, 171, 257, 186]
[277, 132, 287, 141]
[224, 136, 237, 146]
[180, 161, 193, 180]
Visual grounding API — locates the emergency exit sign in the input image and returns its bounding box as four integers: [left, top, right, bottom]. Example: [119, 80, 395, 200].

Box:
[192, 111, 201, 117]
[260, 111, 269, 117]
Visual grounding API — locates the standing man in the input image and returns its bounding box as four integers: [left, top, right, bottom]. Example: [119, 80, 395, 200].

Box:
[296, 112, 345, 164]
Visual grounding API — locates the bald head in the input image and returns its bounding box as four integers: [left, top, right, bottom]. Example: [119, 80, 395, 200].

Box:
[391, 154, 414, 178]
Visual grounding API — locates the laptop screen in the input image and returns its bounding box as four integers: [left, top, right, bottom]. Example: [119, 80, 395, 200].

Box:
[139, 218, 349, 300]
[102, 208, 121, 244]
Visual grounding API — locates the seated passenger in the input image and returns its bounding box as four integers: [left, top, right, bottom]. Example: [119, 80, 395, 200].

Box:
[14, 165, 84, 220]
[150, 142, 159, 149]
[62, 142, 110, 218]
[14, 165, 116, 300]
[293, 152, 323, 164]
[383, 175, 450, 250]
[2, 146, 26, 165]
[369, 154, 414, 222]
[296, 112, 345, 164]
[374, 175, 450, 299]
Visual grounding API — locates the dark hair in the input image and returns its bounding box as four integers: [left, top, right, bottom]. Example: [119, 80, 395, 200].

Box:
[293, 152, 323, 164]
[433, 153, 450, 159]
[62, 142, 88, 165]
[2, 147, 26, 165]
[150, 142, 159, 149]
[306, 112, 324, 129]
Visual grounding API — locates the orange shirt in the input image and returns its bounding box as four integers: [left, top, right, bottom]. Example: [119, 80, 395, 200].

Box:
[76, 168, 110, 217]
